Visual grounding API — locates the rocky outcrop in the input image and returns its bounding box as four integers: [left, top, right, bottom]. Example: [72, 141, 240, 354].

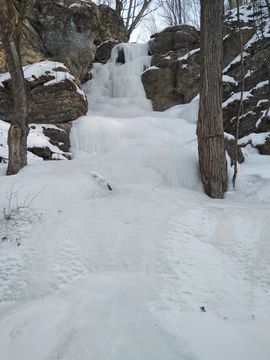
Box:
[1, 0, 127, 82]
[257, 136, 270, 155]
[0, 61, 87, 124]
[142, 25, 200, 111]
[0, 119, 71, 161]
[34, 0, 100, 82]
[95, 4, 128, 45]
[95, 39, 119, 64]
[149, 25, 200, 58]
[0, 0, 128, 161]
[142, 5, 270, 156]
[28, 123, 72, 160]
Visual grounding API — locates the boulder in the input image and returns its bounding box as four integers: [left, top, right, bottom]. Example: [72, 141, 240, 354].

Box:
[142, 66, 183, 111]
[257, 136, 270, 155]
[143, 25, 200, 111]
[0, 61, 87, 124]
[95, 5, 128, 45]
[149, 25, 200, 58]
[35, 0, 100, 82]
[28, 123, 72, 160]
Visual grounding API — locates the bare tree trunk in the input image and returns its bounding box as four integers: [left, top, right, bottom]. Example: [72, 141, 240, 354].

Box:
[196, 0, 227, 198]
[115, 0, 122, 16]
[127, 0, 152, 39]
[229, 0, 246, 8]
[0, 0, 29, 175]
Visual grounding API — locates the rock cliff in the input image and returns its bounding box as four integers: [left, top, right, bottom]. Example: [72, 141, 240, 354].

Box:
[0, 0, 127, 160]
[142, 5, 270, 155]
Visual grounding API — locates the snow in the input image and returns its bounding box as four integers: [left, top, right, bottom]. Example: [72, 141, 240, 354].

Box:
[254, 80, 269, 90]
[224, 5, 270, 74]
[0, 121, 70, 162]
[27, 125, 69, 158]
[222, 90, 253, 108]
[256, 108, 270, 128]
[142, 65, 160, 74]
[85, 42, 152, 117]
[223, 52, 248, 73]
[224, 131, 235, 140]
[257, 99, 269, 106]
[68, 0, 92, 8]
[223, 74, 238, 84]
[1, 42, 270, 360]
[0, 120, 43, 163]
[226, 5, 254, 24]
[0, 61, 86, 99]
[178, 48, 200, 61]
[238, 131, 270, 146]
[0, 119, 9, 160]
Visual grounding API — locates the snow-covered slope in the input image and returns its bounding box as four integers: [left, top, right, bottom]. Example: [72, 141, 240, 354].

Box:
[0, 43, 270, 360]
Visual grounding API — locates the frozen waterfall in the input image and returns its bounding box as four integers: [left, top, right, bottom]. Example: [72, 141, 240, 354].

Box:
[71, 42, 155, 153]
[83, 42, 153, 116]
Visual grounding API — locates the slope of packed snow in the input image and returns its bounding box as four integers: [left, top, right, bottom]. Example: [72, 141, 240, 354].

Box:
[0, 43, 270, 360]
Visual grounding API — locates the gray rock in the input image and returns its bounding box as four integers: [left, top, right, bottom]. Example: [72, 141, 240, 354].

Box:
[0, 62, 87, 124]
[28, 123, 72, 160]
[257, 136, 270, 155]
[95, 40, 119, 64]
[143, 4, 270, 153]
[1, 0, 127, 81]
[143, 25, 200, 111]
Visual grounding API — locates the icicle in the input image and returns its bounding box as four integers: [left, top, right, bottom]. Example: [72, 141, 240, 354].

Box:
[83, 42, 152, 115]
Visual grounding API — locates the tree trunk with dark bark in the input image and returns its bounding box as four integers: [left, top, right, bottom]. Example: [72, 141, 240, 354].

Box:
[228, 0, 245, 9]
[196, 0, 227, 198]
[0, 0, 29, 175]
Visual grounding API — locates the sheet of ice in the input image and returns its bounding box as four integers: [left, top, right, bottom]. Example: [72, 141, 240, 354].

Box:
[84, 42, 152, 116]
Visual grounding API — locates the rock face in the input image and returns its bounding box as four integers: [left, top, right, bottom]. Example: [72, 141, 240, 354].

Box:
[95, 5, 128, 46]
[28, 123, 72, 160]
[34, 0, 99, 82]
[0, 61, 87, 124]
[142, 5, 270, 155]
[142, 25, 200, 111]
[0, 0, 127, 160]
[95, 39, 119, 64]
[142, 25, 200, 110]
[1, 0, 127, 81]
[149, 25, 200, 57]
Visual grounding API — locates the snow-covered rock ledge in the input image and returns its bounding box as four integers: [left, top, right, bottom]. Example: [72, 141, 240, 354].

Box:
[0, 119, 71, 163]
[0, 61, 87, 124]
